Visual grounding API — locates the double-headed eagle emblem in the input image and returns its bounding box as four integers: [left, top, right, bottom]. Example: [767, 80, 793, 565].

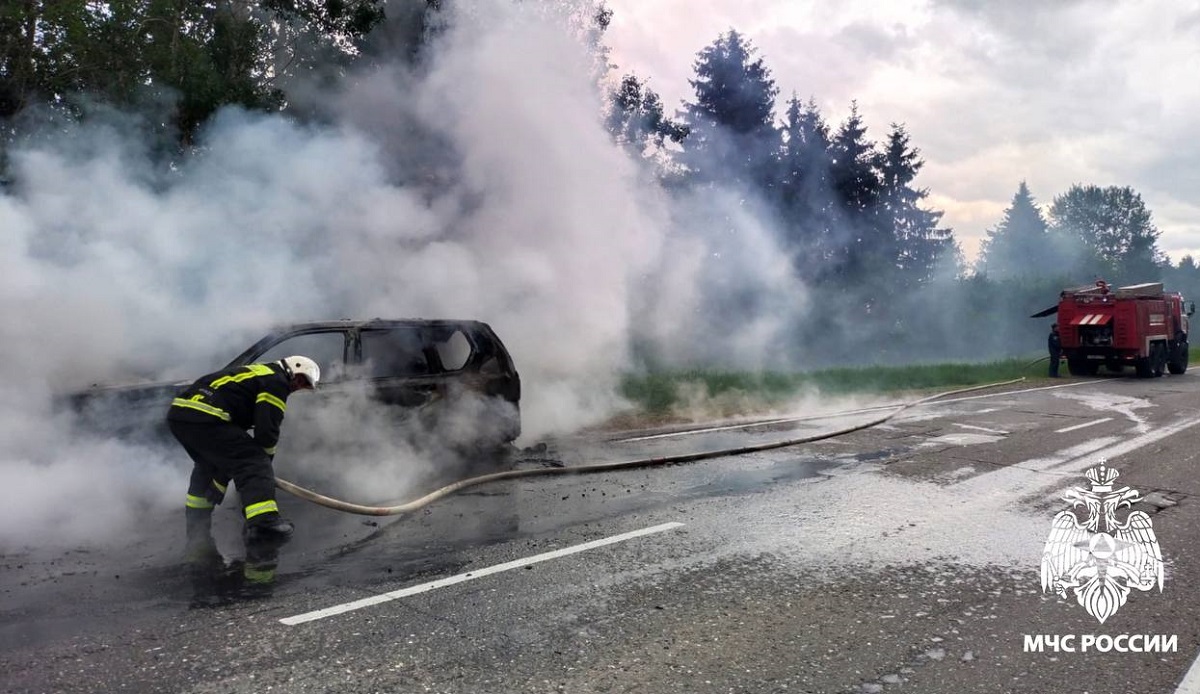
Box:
[1040, 463, 1163, 623]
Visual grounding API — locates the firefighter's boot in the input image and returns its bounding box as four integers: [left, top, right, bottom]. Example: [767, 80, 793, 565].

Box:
[244, 514, 294, 546]
[184, 508, 217, 564]
[241, 541, 281, 597]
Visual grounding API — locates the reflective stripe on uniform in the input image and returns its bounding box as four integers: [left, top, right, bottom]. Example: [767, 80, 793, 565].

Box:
[244, 500, 278, 520]
[263, 445, 277, 456]
[256, 392, 287, 413]
[186, 494, 214, 510]
[212, 479, 227, 494]
[171, 397, 232, 421]
[211, 364, 274, 389]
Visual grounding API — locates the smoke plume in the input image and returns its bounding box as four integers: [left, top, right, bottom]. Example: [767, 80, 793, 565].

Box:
[1, 0, 812, 548]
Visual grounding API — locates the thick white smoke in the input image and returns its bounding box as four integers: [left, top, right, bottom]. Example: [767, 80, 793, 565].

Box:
[0, 0, 804, 548]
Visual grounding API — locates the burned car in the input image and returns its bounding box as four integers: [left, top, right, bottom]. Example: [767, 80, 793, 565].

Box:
[67, 319, 521, 448]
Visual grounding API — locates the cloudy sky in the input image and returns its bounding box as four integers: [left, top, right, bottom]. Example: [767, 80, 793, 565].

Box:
[602, 0, 1200, 264]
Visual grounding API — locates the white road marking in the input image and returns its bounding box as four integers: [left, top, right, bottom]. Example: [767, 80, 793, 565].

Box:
[279, 522, 686, 626]
[1054, 417, 1113, 434]
[952, 423, 1009, 435]
[1045, 416, 1200, 472]
[958, 414, 1200, 496]
[617, 380, 1100, 443]
[1014, 437, 1124, 474]
[921, 432, 1005, 447]
[1174, 649, 1200, 693]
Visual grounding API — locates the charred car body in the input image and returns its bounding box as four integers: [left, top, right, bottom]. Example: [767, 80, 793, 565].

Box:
[67, 319, 521, 447]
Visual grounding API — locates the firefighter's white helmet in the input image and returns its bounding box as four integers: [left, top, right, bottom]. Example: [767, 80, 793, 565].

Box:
[282, 355, 320, 389]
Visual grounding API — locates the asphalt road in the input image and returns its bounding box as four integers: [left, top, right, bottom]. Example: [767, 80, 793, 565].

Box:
[6, 373, 1200, 693]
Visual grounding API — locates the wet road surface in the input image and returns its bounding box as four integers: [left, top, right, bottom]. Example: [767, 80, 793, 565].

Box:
[6, 375, 1200, 692]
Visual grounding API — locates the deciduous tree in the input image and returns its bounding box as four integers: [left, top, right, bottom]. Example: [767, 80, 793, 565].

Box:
[1049, 184, 1165, 282]
[0, 0, 387, 145]
[606, 73, 687, 156]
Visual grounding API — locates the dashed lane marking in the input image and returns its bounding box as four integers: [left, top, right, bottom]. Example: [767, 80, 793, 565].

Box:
[279, 522, 686, 626]
[955, 414, 1200, 495]
[1045, 416, 1200, 472]
[1054, 417, 1113, 434]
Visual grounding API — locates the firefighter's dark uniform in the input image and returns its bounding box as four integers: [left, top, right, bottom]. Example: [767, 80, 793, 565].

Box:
[167, 362, 293, 539]
[1048, 327, 1062, 377]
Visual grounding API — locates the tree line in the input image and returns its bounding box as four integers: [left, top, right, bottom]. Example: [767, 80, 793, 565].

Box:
[976, 180, 1200, 300]
[2, 3, 1192, 363]
[0, 0, 422, 150]
[612, 32, 958, 300]
[607, 29, 1195, 362]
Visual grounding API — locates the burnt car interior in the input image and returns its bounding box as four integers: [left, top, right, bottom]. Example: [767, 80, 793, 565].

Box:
[361, 327, 433, 377]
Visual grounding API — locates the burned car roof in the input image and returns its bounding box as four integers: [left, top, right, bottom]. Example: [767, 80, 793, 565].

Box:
[227, 318, 513, 367]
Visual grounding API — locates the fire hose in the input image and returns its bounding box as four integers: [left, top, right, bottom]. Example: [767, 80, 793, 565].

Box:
[275, 378, 1026, 517]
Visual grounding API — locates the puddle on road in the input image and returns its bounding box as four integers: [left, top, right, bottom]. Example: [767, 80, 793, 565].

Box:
[682, 458, 840, 497]
[186, 555, 278, 608]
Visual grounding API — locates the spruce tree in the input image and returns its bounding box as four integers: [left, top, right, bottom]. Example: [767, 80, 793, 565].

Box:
[827, 102, 883, 283]
[677, 30, 780, 191]
[878, 123, 955, 287]
[778, 95, 835, 279]
[976, 181, 1055, 279]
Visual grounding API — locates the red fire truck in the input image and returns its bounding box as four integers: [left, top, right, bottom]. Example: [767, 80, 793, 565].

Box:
[1050, 281, 1193, 377]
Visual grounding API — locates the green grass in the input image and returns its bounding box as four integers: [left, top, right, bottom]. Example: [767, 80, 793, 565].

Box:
[621, 357, 1060, 415]
[622, 348, 1200, 416]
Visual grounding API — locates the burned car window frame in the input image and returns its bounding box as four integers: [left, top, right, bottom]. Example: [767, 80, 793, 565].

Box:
[243, 328, 354, 382]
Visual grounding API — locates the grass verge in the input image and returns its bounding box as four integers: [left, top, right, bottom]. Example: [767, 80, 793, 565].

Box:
[621, 356, 1057, 416]
[611, 348, 1200, 427]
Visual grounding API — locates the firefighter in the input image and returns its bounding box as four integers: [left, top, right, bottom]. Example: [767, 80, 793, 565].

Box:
[1048, 323, 1062, 377]
[167, 356, 320, 549]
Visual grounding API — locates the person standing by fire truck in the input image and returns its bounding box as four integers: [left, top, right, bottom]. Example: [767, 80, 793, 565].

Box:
[1048, 324, 1062, 377]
